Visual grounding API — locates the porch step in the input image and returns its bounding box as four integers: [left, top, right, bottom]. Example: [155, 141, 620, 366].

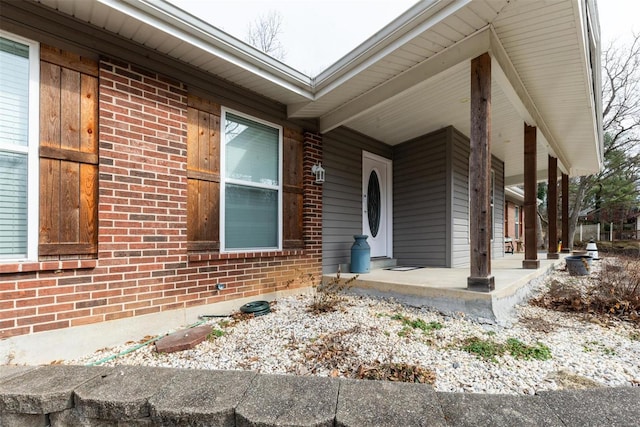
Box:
[339, 258, 397, 273]
[371, 258, 397, 269]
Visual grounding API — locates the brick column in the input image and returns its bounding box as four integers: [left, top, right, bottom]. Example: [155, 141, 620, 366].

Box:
[303, 132, 323, 274]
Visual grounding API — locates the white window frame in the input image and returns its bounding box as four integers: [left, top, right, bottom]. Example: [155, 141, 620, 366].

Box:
[219, 107, 282, 253]
[0, 31, 39, 262]
[514, 205, 521, 240]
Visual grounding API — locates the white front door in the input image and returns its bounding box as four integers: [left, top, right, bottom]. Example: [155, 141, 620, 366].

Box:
[362, 151, 392, 258]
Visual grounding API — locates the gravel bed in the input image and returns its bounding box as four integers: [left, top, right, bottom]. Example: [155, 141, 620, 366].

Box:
[68, 261, 640, 395]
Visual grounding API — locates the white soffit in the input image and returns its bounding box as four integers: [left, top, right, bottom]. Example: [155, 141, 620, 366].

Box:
[489, 0, 600, 176]
[314, 0, 600, 178]
[32, 0, 600, 177]
[318, 27, 492, 134]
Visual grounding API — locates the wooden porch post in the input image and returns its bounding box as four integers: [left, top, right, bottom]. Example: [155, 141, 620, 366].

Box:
[467, 52, 494, 291]
[561, 173, 570, 252]
[523, 124, 540, 269]
[547, 156, 559, 259]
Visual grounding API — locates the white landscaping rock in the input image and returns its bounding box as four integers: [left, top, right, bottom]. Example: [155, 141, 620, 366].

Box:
[67, 262, 640, 395]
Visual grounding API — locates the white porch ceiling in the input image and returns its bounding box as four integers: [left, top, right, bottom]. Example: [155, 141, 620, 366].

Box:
[33, 0, 602, 184]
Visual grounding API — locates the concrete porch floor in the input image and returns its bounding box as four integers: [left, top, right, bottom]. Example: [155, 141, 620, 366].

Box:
[323, 252, 566, 324]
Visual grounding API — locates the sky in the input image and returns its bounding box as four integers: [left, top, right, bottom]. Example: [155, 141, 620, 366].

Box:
[169, 0, 639, 77]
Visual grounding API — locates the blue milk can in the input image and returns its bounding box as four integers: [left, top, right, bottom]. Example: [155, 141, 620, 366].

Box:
[350, 235, 370, 273]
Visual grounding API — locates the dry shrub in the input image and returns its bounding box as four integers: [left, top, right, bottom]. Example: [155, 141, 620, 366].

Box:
[307, 268, 358, 314]
[532, 256, 640, 324]
[355, 361, 436, 384]
[594, 256, 640, 322]
[301, 327, 360, 375]
[300, 327, 436, 384]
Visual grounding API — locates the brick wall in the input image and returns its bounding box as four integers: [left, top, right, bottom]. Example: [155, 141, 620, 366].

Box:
[0, 58, 322, 340]
[504, 201, 523, 244]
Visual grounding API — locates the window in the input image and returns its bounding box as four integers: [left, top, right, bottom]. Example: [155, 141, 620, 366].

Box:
[504, 202, 509, 237]
[221, 110, 282, 251]
[0, 32, 38, 261]
[514, 206, 520, 240]
[490, 169, 495, 241]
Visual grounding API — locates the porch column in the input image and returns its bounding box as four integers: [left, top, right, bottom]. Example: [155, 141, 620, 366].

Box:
[561, 173, 570, 252]
[523, 124, 540, 269]
[547, 156, 559, 259]
[467, 52, 494, 291]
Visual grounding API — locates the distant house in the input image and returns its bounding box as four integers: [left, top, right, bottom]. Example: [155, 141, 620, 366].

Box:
[582, 207, 640, 240]
[0, 0, 602, 351]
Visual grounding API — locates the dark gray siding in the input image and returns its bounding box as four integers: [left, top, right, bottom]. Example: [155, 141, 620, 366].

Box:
[393, 128, 448, 267]
[450, 128, 471, 267]
[322, 127, 392, 273]
[492, 156, 505, 258]
[323, 125, 505, 272]
[448, 127, 506, 266]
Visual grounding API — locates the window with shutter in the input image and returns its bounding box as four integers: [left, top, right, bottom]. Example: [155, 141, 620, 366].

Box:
[186, 94, 304, 253]
[0, 32, 39, 261]
[221, 109, 282, 252]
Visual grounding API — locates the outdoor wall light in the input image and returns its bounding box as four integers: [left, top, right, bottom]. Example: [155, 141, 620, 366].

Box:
[312, 163, 325, 184]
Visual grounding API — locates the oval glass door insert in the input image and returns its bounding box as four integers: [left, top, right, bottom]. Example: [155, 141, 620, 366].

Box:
[367, 170, 381, 237]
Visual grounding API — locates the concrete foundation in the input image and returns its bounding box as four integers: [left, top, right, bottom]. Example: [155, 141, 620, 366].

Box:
[326, 253, 562, 324]
[1, 288, 312, 366]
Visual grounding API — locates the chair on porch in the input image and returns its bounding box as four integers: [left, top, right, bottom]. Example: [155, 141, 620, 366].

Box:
[504, 237, 514, 254]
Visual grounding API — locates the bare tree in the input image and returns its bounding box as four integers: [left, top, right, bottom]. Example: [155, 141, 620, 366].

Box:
[602, 35, 640, 152]
[568, 33, 640, 247]
[246, 11, 286, 61]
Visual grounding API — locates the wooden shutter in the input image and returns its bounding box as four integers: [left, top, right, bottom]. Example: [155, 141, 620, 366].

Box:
[186, 95, 220, 251]
[283, 128, 304, 248]
[39, 45, 98, 257]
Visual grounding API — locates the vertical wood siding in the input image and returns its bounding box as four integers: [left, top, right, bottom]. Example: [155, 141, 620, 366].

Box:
[282, 128, 304, 248]
[39, 45, 98, 257]
[322, 127, 391, 273]
[186, 95, 221, 251]
[393, 128, 448, 267]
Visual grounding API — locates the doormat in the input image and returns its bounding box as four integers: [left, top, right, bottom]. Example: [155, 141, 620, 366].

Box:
[384, 266, 423, 271]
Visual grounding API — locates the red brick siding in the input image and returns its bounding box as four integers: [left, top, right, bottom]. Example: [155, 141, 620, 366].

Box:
[504, 201, 523, 245]
[0, 59, 322, 339]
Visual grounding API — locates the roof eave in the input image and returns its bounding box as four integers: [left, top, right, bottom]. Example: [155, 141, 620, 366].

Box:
[312, 0, 472, 96]
[99, 0, 316, 99]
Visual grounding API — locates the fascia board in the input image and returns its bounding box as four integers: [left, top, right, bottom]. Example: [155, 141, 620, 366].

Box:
[99, 0, 315, 99]
[571, 0, 603, 170]
[318, 27, 491, 134]
[504, 170, 551, 187]
[505, 187, 525, 204]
